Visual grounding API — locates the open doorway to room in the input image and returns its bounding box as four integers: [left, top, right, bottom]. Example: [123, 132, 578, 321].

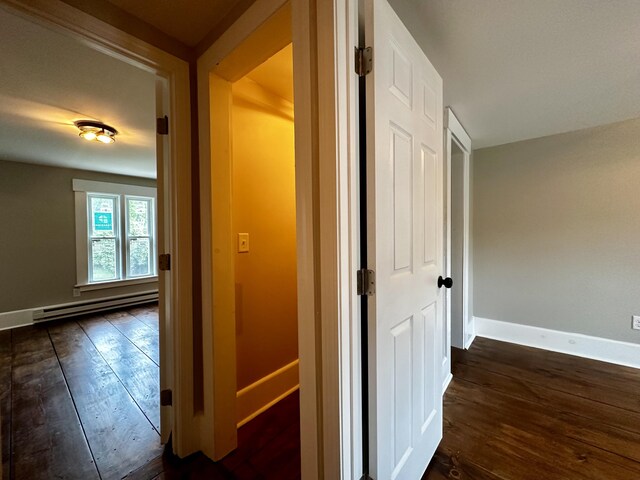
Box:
[443, 108, 473, 391]
[0, 5, 181, 479]
[231, 45, 299, 430]
[449, 138, 470, 349]
[224, 44, 300, 477]
[198, 2, 303, 475]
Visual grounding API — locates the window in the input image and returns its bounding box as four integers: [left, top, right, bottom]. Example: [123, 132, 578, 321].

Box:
[74, 179, 157, 289]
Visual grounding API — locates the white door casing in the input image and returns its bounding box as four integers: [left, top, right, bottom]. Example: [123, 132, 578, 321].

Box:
[444, 107, 473, 359]
[365, 0, 445, 478]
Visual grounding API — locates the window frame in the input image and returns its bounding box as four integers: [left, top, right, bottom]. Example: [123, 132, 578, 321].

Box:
[73, 179, 158, 291]
[124, 195, 155, 279]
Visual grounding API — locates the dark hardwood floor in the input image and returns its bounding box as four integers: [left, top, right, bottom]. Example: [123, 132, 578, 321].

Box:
[0, 304, 301, 480]
[3, 309, 639, 479]
[424, 337, 640, 480]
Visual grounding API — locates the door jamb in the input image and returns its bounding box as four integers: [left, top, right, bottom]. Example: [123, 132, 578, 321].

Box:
[0, 0, 196, 456]
[445, 107, 473, 367]
[197, 0, 362, 477]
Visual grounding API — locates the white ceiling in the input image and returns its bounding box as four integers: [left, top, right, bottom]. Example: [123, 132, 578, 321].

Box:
[389, 0, 640, 148]
[0, 8, 157, 178]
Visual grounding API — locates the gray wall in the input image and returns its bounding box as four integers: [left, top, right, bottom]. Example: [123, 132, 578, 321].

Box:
[0, 159, 157, 313]
[473, 118, 640, 344]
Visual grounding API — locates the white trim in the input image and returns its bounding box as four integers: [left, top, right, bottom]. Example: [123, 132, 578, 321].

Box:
[239, 386, 300, 428]
[75, 276, 158, 292]
[72, 179, 157, 198]
[445, 107, 471, 151]
[442, 372, 453, 394]
[73, 181, 158, 285]
[236, 360, 300, 427]
[3, 0, 193, 455]
[0, 309, 34, 331]
[475, 317, 640, 369]
[444, 107, 473, 370]
[464, 331, 477, 350]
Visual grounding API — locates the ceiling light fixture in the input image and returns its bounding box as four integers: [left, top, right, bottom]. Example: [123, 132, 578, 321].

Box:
[75, 120, 118, 144]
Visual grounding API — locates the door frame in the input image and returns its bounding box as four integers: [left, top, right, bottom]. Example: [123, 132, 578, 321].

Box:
[445, 107, 473, 361]
[197, 0, 362, 477]
[0, 0, 196, 456]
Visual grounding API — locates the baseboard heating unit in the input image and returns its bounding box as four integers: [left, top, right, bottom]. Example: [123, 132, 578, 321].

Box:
[33, 291, 158, 322]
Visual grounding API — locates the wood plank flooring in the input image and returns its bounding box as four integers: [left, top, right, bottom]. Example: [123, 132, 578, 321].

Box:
[423, 337, 640, 480]
[1, 304, 162, 480]
[3, 309, 638, 480]
[0, 303, 301, 480]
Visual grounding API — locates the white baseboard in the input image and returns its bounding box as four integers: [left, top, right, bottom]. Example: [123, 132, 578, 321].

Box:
[475, 316, 640, 369]
[236, 359, 299, 427]
[0, 309, 34, 331]
[464, 332, 476, 350]
[442, 372, 453, 394]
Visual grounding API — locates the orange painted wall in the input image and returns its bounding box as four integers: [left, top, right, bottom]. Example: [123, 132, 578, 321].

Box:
[231, 78, 298, 390]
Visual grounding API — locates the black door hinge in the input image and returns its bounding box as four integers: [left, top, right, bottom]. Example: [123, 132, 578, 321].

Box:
[157, 115, 169, 135]
[159, 253, 171, 271]
[160, 389, 172, 406]
[355, 46, 373, 76]
[357, 269, 375, 296]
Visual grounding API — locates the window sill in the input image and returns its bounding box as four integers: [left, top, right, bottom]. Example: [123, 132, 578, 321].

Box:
[75, 276, 158, 292]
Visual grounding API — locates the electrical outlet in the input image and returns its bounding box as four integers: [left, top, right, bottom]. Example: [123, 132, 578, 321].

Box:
[73, 288, 81, 297]
[633, 316, 640, 331]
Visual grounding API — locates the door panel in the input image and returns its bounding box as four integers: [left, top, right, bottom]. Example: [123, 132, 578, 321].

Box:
[366, 0, 444, 477]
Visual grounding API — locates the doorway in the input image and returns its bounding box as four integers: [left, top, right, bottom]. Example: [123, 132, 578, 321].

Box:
[0, 1, 193, 476]
[197, 1, 303, 464]
[231, 46, 299, 431]
[445, 107, 473, 356]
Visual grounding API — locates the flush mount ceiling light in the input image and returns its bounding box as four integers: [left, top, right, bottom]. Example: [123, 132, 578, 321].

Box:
[74, 120, 118, 144]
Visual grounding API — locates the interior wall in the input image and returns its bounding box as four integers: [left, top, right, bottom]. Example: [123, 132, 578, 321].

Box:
[0, 159, 158, 313]
[473, 117, 640, 344]
[231, 77, 298, 390]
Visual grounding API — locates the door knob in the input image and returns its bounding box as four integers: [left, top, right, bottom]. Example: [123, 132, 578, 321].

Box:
[438, 276, 453, 289]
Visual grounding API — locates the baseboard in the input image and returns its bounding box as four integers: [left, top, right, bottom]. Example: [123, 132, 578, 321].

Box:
[475, 316, 640, 369]
[464, 332, 477, 350]
[442, 372, 453, 394]
[0, 309, 35, 331]
[236, 359, 299, 427]
[0, 290, 158, 331]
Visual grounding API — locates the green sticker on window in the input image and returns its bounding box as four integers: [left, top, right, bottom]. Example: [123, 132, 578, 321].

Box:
[94, 212, 113, 231]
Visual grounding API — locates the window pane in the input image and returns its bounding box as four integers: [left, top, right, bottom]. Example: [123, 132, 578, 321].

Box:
[129, 238, 151, 276]
[128, 199, 150, 237]
[91, 196, 116, 237]
[91, 238, 117, 281]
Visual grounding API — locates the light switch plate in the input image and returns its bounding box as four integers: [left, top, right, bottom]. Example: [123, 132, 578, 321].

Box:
[238, 233, 249, 253]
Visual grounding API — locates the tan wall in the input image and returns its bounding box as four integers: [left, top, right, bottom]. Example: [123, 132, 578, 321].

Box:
[473, 117, 640, 344]
[231, 78, 298, 389]
[0, 160, 158, 313]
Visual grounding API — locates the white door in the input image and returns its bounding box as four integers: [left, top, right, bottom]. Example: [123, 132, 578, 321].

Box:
[365, 0, 445, 477]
